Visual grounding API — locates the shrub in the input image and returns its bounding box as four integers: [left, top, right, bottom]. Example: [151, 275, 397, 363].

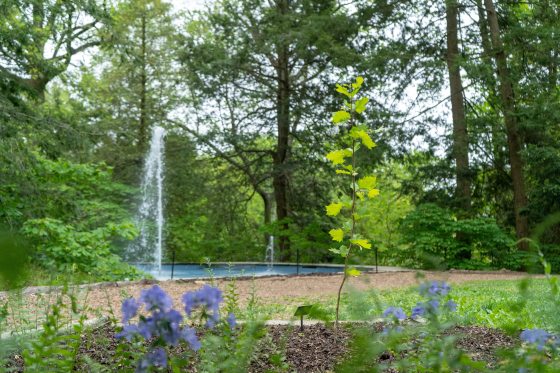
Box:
[22, 218, 140, 281]
[400, 203, 515, 269]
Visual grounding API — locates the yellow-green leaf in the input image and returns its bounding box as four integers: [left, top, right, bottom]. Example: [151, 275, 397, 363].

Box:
[361, 133, 375, 149]
[352, 76, 364, 89]
[336, 169, 351, 175]
[329, 228, 344, 242]
[335, 84, 351, 97]
[350, 238, 371, 249]
[350, 128, 375, 149]
[368, 189, 380, 198]
[326, 149, 352, 165]
[357, 176, 377, 190]
[332, 110, 351, 124]
[356, 191, 365, 200]
[346, 267, 361, 277]
[355, 97, 369, 114]
[326, 203, 343, 216]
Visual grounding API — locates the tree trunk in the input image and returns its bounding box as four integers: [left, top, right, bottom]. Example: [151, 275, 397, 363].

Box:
[476, 0, 505, 173]
[274, 0, 291, 260]
[258, 190, 273, 246]
[139, 10, 148, 150]
[445, 0, 471, 213]
[29, 3, 48, 100]
[484, 0, 529, 249]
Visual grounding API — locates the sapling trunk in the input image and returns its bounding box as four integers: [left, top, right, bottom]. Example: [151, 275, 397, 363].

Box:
[335, 135, 357, 328]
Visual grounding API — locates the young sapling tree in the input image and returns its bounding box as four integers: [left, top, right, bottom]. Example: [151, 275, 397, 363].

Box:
[326, 77, 378, 326]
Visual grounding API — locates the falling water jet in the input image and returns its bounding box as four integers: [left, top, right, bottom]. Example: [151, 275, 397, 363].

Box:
[126, 126, 166, 276]
[265, 235, 274, 271]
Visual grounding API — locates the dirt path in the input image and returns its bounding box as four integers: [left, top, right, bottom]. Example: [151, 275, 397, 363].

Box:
[2, 270, 537, 331]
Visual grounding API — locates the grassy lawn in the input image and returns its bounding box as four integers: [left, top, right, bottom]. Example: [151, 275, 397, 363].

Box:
[244, 278, 559, 333]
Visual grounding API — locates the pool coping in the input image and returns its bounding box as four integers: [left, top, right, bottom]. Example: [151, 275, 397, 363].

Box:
[0, 266, 412, 298]
[0, 267, 527, 298]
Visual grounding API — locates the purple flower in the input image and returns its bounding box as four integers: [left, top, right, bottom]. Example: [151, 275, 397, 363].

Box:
[182, 285, 223, 327]
[205, 315, 218, 328]
[139, 285, 173, 312]
[147, 348, 167, 367]
[428, 299, 440, 311]
[156, 309, 184, 346]
[419, 281, 451, 297]
[445, 300, 457, 312]
[520, 329, 551, 351]
[122, 297, 139, 324]
[136, 348, 167, 373]
[182, 326, 201, 351]
[137, 317, 155, 339]
[227, 312, 236, 330]
[411, 303, 426, 319]
[116, 324, 140, 341]
[130, 309, 184, 345]
[383, 306, 406, 321]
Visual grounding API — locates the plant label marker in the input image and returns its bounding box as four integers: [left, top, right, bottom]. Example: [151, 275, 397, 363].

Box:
[294, 305, 314, 331]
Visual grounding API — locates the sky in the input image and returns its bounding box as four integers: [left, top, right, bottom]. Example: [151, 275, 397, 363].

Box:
[171, 0, 208, 12]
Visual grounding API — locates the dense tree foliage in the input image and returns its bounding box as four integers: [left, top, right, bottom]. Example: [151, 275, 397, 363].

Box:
[1, 0, 560, 281]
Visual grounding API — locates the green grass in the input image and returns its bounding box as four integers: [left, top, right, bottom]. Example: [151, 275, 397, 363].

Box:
[368, 279, 559, 332]
[241, 278, 560, 334]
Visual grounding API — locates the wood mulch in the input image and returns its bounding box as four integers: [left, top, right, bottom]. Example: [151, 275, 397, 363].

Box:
[4, 322, 516, 372]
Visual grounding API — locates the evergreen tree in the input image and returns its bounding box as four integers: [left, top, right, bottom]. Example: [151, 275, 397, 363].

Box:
[179, 0, 365, 258]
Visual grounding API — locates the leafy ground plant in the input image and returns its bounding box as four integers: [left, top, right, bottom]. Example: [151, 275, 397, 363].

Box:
[21, 286, 88, 372]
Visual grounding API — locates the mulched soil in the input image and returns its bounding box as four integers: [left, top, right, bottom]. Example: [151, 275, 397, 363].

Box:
[450, 325, 515, 368]
[4, 322, 516, 372]
[249, 324, 352, 372]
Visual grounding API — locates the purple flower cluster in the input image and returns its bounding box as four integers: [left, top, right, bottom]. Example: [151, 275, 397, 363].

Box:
[381, 281, 457, 327]
[227, 312, 237, 330]
[182, 285, 224, 328]
[418, 281, 451, 297]
[136, 348, 167, 372]
[139, 285, 173, 312]
[383, 306, 406, 321]
[118, 285, 199, 350]
[116, 285, 230, 372]
[520, 328, 556, 351]
[410, 281, 456, 319]
[411, 299, 456, 319]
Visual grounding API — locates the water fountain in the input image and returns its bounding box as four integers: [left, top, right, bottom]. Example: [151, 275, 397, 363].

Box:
[127, 126, 166, 275]
[265, 235, 274, 271]
[123, 127, 360, 280]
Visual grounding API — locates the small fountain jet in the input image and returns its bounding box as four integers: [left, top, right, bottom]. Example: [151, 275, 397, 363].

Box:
[265, 235, 274, 271]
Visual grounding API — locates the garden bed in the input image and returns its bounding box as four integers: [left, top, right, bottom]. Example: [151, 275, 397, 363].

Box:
[4, 322, 515, 372]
